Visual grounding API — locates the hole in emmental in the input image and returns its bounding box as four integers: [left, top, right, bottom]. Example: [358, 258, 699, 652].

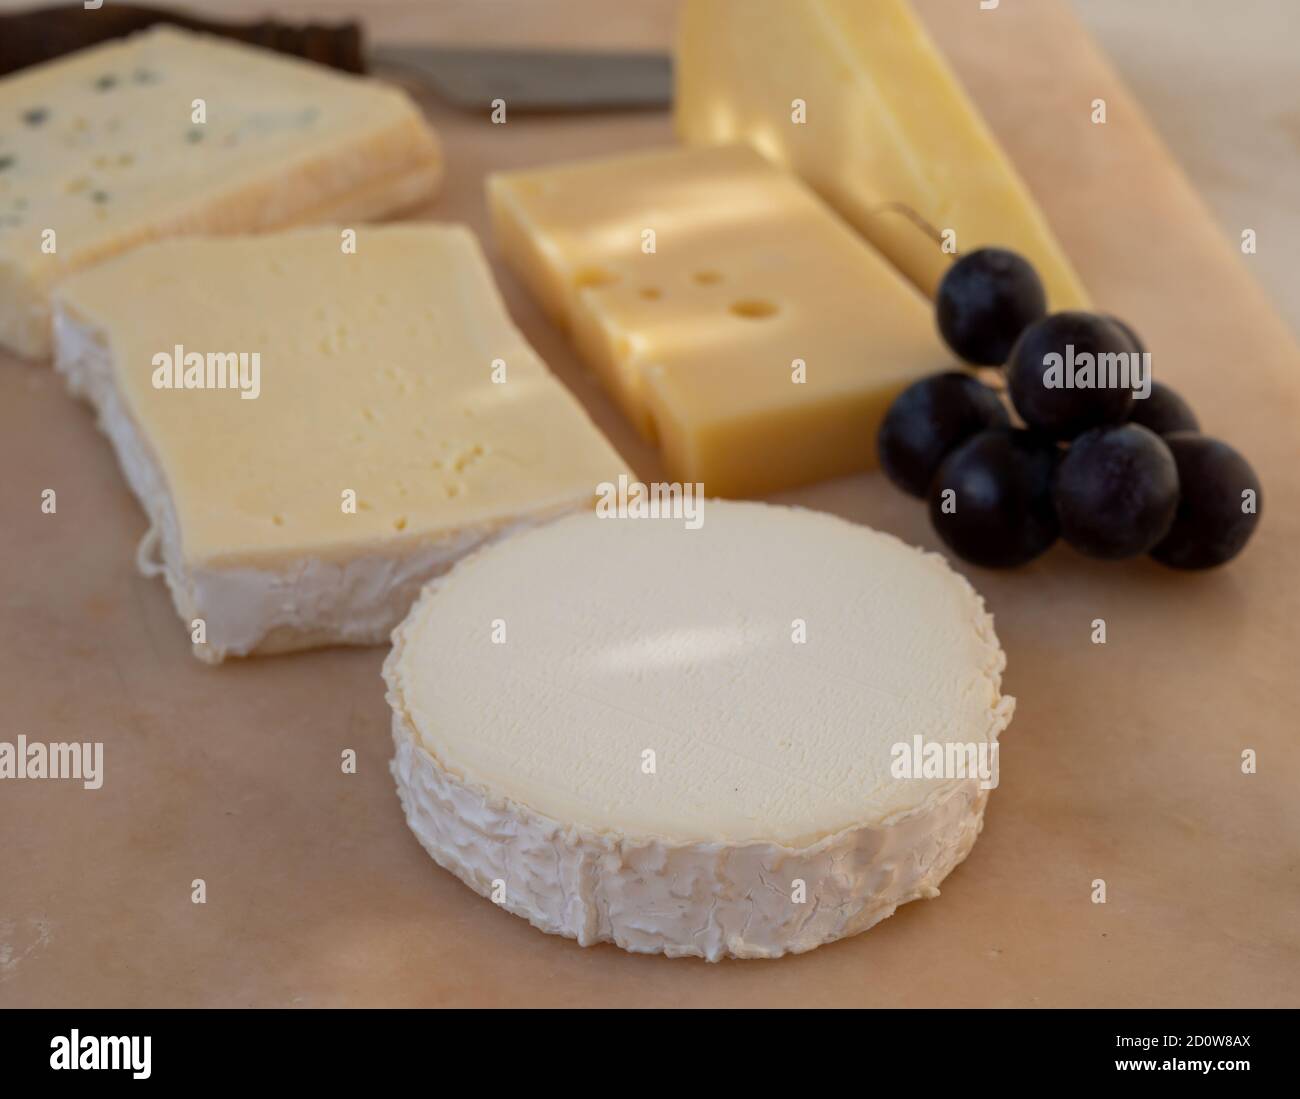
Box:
[574, 267, 619, 291]
[639, 287, 662, 301]
[730, 299, 778, 319]
[693, 270, 723, 285]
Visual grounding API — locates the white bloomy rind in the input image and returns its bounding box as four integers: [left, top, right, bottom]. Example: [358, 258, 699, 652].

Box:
[385, 508, 1014, 962]
[388, 706, 990, 961]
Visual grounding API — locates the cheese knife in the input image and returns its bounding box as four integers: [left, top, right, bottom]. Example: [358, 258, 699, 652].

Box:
[0, 3, 674, 112]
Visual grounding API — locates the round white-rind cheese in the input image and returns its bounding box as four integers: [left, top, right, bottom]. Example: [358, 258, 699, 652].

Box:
[384, 501, 1014, 961]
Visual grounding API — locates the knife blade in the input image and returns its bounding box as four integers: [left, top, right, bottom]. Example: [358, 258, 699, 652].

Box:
[0, 3, 673, 112]
[370, 45, 671, 112]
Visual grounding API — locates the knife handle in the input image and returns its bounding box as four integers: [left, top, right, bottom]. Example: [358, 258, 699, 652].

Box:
[0, 3, 366, 77]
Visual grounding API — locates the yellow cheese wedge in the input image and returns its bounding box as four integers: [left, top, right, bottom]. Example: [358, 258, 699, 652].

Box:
[52, 225, 626, 661]
[675, 0, 1090, 310]
[488, 145, 948, 498]
[0, 26, 442, 359]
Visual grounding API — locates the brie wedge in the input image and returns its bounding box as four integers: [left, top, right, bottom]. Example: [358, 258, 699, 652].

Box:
[386, 502, 1014, 961]
[53, 225, 626, 662]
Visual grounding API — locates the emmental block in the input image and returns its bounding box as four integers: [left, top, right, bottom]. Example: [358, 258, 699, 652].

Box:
[0, 26, 442, 359]
[488, 144, 948, 497]
[675, 0, 1090, 310]
[52, 225, 626, 662]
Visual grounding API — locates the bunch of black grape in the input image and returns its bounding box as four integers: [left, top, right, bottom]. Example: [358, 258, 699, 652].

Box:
[878, 249, 1261, 568]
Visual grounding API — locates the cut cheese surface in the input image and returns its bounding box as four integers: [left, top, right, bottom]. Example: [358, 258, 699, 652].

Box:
[675, 0, 1090, 310]
[391, 503, 1009, 844]
[53, 224, 625, 660]
[489, 145, 948, 498]
[0, 26, 442, 358]
[386, 502, 1014, 959]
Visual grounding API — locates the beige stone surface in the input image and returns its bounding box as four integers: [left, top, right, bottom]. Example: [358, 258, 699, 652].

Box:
[1071, 0, 1300, 333]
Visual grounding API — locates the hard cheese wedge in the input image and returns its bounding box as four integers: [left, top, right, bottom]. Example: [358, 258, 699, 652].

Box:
[675, 0, 1090, 309]
[488, 145, 948, 498]
[0, 26, 442, 359]
[52, 225, 626, 662]
[386, 502, 1015, 960]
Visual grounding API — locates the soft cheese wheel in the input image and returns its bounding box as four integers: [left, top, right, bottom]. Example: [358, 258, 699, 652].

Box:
[385, 502, 1014, 961]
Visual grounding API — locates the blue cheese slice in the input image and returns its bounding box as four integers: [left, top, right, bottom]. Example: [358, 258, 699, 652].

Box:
[0, 26, 442, 359]
[52, 225, 626, 662]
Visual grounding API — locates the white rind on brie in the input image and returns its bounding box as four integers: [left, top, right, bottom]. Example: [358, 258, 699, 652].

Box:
[385, 503, 1014, 960]
[389, 705, 989, 962]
